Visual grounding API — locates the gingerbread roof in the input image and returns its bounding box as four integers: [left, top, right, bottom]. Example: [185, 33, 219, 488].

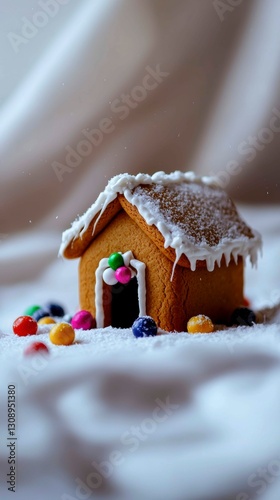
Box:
[59, 171, 262, 271]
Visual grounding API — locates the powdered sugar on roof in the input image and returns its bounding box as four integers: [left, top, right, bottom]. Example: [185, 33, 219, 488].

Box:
[59, 170, 262, 272]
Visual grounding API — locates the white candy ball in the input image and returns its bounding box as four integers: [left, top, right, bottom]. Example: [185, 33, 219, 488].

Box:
[103, 267, 118, 285]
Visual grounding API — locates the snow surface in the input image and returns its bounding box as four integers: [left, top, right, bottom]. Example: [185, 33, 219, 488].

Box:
[0, 204, 280, 500]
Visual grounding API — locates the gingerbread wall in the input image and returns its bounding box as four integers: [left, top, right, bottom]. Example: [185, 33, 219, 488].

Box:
[79, 210, 244, 332]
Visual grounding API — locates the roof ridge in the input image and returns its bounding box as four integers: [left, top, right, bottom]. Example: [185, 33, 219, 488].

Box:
[59, 170, 262, 271]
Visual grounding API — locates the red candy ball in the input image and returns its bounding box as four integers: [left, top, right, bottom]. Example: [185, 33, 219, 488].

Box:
[24, 342, 49, 356]
[115, 266, 131, 284]
[13, 316, 38, 336]
[243, 297, 251, 307]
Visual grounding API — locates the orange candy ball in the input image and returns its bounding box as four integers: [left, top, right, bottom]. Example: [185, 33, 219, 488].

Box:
[187, 315, 214, 334]
[49, 322, 75, 346]
[38, 317, 56, 326]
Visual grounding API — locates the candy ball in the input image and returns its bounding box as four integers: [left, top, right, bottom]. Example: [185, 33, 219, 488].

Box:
[24, 305, 41, 316]
[187, 315, 214, 334]
[108, 252, 124, 271]
[49, 323, 75, 346]
[33, 308, 50, 321]
[13, 316, 38, 336]
[243, 297, 251, 307]
[45, 302, 65, 317]
[132, 316, 157, 338]
[63, 314, 72, 324]
[103, 267, 118, 285]
[38, 317, 56, 326]
[24, 342, 49, 356]
[71, 310, 96, 330]
[230, 307, 256, 327]
[115, 266, 131, 284]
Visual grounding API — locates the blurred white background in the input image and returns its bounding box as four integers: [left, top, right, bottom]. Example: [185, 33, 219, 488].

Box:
[1, 2, 280, 500]
[1, 0, 280, 231]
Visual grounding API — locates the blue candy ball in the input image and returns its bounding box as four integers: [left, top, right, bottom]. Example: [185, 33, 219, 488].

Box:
[132, 316, 157, 338]
[45, 302, 65, 318]
[230, 307, 256, 327]
[32, 308, 50, 321]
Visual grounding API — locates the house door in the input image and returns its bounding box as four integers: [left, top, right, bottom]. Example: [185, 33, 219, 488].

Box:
[111, 277, 139, 328]
[95, 251, 146, 329]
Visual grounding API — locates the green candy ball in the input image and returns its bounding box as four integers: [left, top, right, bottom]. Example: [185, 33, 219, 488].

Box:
[108, 252, 124, 271]
[23, 305, 41, 317]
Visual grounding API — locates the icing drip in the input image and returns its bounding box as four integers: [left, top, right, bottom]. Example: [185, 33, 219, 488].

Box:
[59, 171, 219, 255]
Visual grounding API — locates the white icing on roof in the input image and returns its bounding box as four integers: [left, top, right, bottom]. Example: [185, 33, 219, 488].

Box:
[59, 170, 262, 272]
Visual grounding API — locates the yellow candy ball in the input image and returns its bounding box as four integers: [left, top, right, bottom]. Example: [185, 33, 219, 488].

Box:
[187, 315, 214, 334]
[49, 322, 75, 346]
[38, 317, 56, 326]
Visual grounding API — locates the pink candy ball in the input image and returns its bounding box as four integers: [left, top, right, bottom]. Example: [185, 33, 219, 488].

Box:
[71, 310, 96, 330]
[115, 266, 131, 284]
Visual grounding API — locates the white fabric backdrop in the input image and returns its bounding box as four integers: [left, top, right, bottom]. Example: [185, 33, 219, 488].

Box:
[1, 0, 280, 236]
[1, 1, 280, 499]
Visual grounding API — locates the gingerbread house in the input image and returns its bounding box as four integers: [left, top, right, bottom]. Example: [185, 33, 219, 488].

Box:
[59, 171, 262, 332]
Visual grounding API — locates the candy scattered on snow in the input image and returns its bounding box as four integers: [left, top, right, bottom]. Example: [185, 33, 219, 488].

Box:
[243, 297, 251, 308]
[187, 315, 214, 334]
[23, 305, 41, 316]
[45, 302, 65, 317]
[230, 307, 256, 327]
[38, 317, 56, 326]
[24, 342, 49, 356]
[33, 309, 50, 321]
[63, 314, 72, 324]
[49, 323, 75, 346]
[13, 316, 38, 336]
[132, 316, 157, 338]
[71, 310, 96, 330]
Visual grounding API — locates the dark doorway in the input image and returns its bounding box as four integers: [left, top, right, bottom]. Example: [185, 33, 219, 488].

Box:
[111, 277, 139, 328]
